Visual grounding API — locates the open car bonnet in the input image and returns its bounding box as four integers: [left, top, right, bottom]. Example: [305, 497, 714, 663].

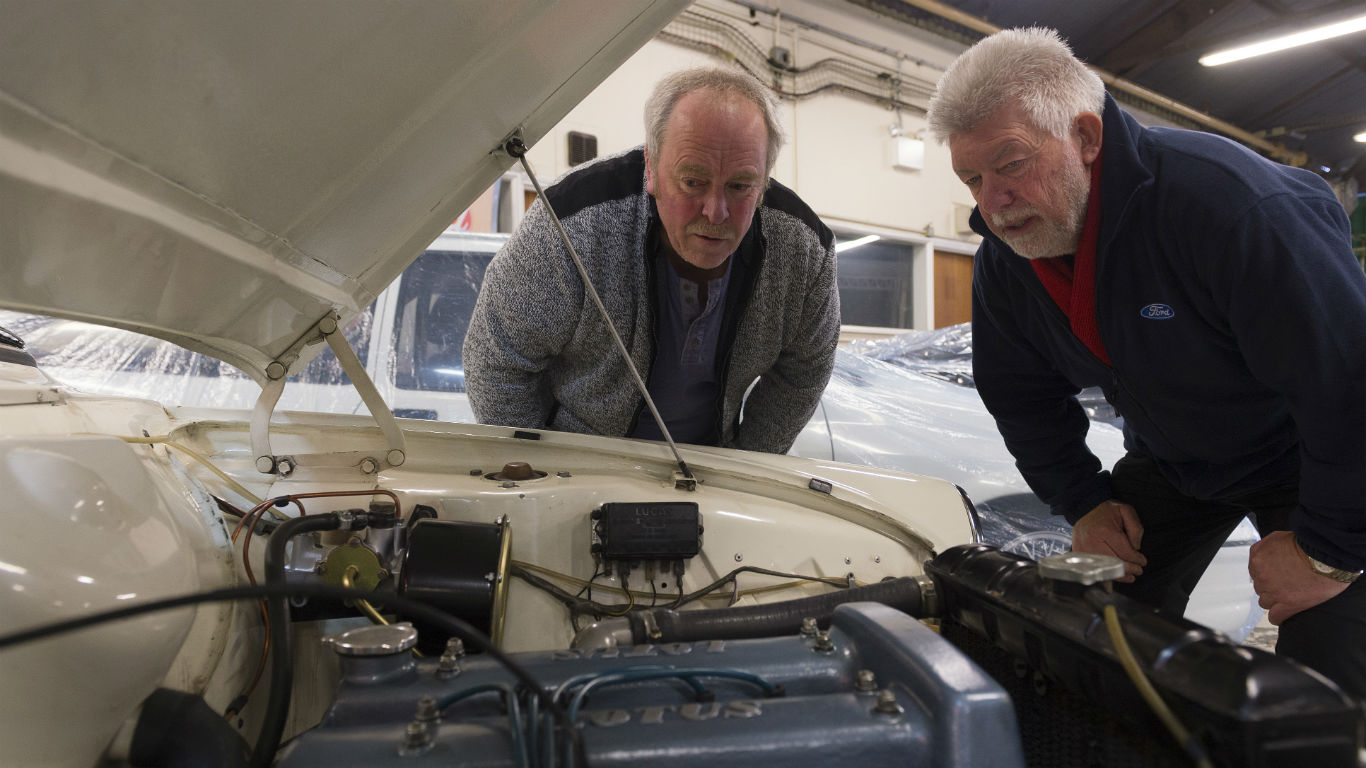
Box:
[0, 1, 686, 382]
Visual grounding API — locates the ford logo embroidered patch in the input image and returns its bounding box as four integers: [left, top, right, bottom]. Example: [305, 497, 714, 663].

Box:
[1139, 303, 1175, 320]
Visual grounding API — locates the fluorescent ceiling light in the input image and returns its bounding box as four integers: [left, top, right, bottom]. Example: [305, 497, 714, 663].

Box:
[1355, 131, 1366, 143]
[1199, 13, 1366, 66]
[835, 234, 881, 253]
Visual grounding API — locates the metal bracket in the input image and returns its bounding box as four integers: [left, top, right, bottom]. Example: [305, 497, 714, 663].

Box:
[251, 310, 407, 475]
[672, 470, 697, 491]
[251, 377, 287, 474]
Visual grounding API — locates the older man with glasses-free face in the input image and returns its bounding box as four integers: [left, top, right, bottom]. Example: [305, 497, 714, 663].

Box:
[464, 66, 839, 456]
[927, 27, 1366, 699]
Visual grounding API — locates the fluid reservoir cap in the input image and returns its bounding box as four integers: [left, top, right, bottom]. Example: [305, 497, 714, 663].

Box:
[500, 462, 535, 480]
[324, 622, 419, 657]
[1037, 552, 1126, 585]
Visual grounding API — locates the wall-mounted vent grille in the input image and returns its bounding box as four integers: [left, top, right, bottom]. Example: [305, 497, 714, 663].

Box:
[568, 131, 598, 166]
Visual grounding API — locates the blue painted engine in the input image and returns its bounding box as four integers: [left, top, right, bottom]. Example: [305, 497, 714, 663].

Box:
[277, 602, 1025, 768]
[256, 528, 1360, 768]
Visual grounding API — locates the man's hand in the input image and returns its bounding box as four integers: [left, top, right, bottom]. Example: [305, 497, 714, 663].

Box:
[1071, 500, 1147, 582]
[1248, 530, 1349, 625]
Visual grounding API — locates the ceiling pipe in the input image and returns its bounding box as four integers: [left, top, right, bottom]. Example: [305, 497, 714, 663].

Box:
[889, 0, 1308, 166]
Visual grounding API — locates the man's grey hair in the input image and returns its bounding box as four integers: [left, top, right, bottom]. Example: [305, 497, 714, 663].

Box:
[644, 66, 785, 178]
[926, 27, 1104, 143]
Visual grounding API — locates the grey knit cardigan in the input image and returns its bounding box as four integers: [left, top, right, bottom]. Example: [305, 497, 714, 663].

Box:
[462, 148, 839, 454]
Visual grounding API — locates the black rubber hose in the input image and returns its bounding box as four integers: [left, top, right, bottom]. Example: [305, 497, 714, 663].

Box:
[254, 512, 342, 768]
[626, 576, 924, 644]
[129, 688, 250, 768]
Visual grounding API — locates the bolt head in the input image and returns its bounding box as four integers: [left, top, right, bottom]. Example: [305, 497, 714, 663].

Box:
[874, 689, 902, 715]
[856, 669, 877, 691]
[403, 720, 431, 746]
[435, 656, 461, 679]
[1032, 671, 1049, 696]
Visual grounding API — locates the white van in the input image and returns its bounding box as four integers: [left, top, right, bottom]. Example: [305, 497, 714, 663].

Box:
[5, 229, 501, 423]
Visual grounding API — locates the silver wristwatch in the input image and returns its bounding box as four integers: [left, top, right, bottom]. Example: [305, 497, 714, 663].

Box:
[1304, 552, 1364, 584]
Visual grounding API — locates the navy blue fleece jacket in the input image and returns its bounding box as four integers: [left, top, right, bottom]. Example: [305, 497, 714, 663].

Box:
[970, 94, 1366, 571]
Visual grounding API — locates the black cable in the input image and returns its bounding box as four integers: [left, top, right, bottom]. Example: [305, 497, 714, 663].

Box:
[575, 561, 600, 601]
[670, 562, 686, 609]
[511, 564, 632, 616]
[257, 513, 340, 768]
[669, 565, 852, 611]
[0, 583, 586, 767]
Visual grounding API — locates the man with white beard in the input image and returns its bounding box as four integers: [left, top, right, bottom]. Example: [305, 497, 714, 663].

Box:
[927, 27, 1366, 699]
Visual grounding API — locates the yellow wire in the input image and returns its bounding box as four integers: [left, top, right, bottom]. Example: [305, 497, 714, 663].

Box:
[1102, 603, 1212, 768]
[601, 582, 636, 616]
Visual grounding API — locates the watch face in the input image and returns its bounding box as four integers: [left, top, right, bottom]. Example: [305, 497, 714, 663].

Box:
[1312, 560, 1333, 574]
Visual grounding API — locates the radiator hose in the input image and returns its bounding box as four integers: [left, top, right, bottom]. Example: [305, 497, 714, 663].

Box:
[624, 576, 925, 644]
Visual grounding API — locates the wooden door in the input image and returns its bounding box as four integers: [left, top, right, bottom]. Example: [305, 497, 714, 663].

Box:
[933, 250, 974, 328]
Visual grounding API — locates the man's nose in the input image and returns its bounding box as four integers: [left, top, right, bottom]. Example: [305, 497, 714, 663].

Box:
[701, 188, 729, 223]
[977, 177, 1014, 215]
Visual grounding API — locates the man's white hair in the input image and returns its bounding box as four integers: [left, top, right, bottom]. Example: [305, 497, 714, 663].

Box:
[926, 27, 1104, 143]
[644, 66, 785, 179]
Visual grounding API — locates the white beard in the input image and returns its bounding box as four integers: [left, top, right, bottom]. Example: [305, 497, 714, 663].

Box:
[989, 160, 1091, 260]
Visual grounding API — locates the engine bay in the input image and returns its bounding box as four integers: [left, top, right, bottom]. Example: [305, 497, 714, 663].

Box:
[3, 409, 1360, 768]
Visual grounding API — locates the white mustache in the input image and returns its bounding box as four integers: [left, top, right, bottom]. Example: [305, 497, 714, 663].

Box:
[989, 207, 1040, 228]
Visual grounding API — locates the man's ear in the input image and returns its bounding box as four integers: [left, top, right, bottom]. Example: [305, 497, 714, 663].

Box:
[644, 148, 656, 196]
[1075, 112, 1103, 165]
